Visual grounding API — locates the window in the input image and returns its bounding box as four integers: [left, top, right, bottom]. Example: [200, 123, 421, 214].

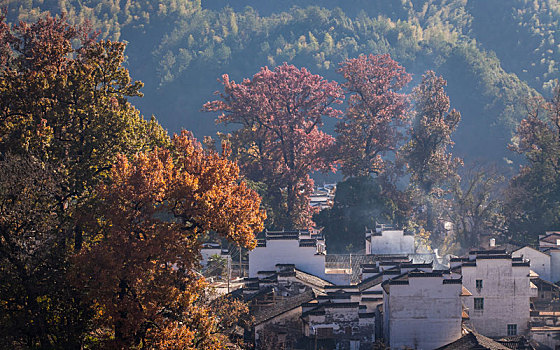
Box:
[317, 327, 334, 339]
[474, 298, 484, 310]
[476, 280, 483, 290]
[507, 324, 517, 336]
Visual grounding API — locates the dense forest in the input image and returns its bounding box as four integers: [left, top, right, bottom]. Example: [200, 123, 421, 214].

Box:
[4, 0, 559, 162]
[1, 2, 560, 348]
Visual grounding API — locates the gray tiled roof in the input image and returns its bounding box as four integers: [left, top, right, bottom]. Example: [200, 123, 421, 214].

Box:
[435, 331, 510, 350]
[326, 253, 448, 283]
[252, 289, 315, 325]
[294, 268, 332, 290]
[495, 336, 537, 350]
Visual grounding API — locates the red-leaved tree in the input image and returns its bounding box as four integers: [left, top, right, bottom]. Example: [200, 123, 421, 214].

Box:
[336, 54, 412, 177]
[204, 63, 343, 229]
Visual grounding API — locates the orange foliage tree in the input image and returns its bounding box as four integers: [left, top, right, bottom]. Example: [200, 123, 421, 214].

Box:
[75, 131, 265, 349]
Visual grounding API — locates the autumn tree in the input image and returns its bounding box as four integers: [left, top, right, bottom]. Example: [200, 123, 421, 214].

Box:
[76, 132, 265, 349]
[0, 14, 167, 347]
[505, 85, 560, 244]
[319, 54, 412, 246]
[0, 14, 167, 250]
[402, 71, 462, 235]
[204, 63, 343, 229]
[336, 54, 412, 177]
[0, 154, 92, 349]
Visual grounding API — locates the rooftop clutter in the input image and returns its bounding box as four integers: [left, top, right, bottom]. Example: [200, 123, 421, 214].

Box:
[222, 226, 560, 349]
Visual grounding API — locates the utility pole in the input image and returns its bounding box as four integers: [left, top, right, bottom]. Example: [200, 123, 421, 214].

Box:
[227, 254, 231, 293]
[239, 244, 243, 278]
[349, 252, 352, 285]
[312, 326, 317, 350]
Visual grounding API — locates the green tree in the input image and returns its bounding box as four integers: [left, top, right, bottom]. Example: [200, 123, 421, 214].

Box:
[449, 164, 506, 249]
[402, 71, 462, 236]
[505, 86, 560, 244]
[403, 71, 462, 195]
[0, 154, 91, 348]
[313, 176, 409, 253]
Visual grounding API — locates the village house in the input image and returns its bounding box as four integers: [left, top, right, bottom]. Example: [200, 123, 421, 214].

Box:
[530, 326, 560, 349]
[241, 260, 387, 349]
[249, 230, 328, 281]
[299, 258, 443, 349]
[239, 224, 560, 349]
[539, 232, 560, 283]
[252, 290, 315, 349]
[247, 255, 446, 349]
[513, 246, 551, 282]
[530, 277, 560, 309]
[235, 264, 332, 349]
[538, 232, 560, 250]
[529, 278, 560, 349]
[200, 242, 229, 267]
[301, 291, 375, 350]
[436, 329, 532, 349]
[382, 269, 466, 349]
[244, 238, 497, 350]
[365, 224, 415, 255]
[309, 183, 336, 211]
[455, 250, 536, 338]
[299, 261, 396, 349]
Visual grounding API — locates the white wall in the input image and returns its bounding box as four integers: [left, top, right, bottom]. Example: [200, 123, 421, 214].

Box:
[323, 272, 353, 285]
[369, 230, 415, 255]
[306, 306, 375, 348]
[462, 258, 531, 337]
[384, 276, 462, 350]
[249, 240, 327, 280]
[531, 329, 560, 349]
[550, 250, 560, 283]
[513, 247, 551, 281]
[201, 248, 222, 266]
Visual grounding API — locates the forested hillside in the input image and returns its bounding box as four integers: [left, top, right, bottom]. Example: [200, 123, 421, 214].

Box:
[3, 0, 557, 164]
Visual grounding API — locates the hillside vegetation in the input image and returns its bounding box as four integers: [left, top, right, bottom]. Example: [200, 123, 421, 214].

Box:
[3, 0, 557, 163]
